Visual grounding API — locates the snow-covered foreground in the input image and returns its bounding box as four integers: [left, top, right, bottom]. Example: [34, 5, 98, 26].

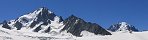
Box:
[0, 27, 148, 40]
[76, 31, 148, 40]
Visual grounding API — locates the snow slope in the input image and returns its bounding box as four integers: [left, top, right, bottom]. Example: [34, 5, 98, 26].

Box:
[0, 26, 147, 40]
[75, 31, 148, 40]
[0, 26, 74, 40]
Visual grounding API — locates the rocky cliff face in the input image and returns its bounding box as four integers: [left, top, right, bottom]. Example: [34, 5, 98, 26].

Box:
[62, 15, 111, 37]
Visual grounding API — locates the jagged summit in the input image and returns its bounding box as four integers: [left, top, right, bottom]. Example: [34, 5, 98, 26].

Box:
[69, 15, 78, 18]
[62, 15, 112, 36]
[38, 7, 53, 13]
[119, 22, 127, 25]
[1, 7, 64, 33]
[0, 7, 112, 37]
[108, 22, 138, 32]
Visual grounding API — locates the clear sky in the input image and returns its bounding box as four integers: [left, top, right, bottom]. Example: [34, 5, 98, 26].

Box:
[0, 0, 147, 30]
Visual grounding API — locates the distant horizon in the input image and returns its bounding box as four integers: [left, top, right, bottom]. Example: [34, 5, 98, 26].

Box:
[0, 0, 148, 30]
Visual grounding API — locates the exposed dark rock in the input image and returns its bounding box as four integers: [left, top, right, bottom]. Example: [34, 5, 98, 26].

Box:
[21, 17, 29, 23]
[29, 21, 38, 28]
[62, 15, 112, 37]
[0, 7, 112, 37]
[108, 24, 121, 32]
[59, 16, 63, 22]
[14, 21, 22, 30]
[34, 25, 42, 32]
[108, 22, 139, 32]
[1, 20, 11, 29]
[127, 25, 139, 32]
[44, 27, 51, 33]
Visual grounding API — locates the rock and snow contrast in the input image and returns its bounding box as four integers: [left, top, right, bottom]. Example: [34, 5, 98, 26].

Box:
[0, 26, 148, 40]
[0, 7, 147, 40]
[0, 7, 115, 40]
[62, 15, 111, 37]
[108, 22, 139, 32]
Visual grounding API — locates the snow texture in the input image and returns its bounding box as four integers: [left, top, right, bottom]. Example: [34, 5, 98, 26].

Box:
[0, 26, 148, 40]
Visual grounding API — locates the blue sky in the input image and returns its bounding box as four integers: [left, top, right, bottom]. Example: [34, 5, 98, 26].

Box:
[0, 0, 148, 30]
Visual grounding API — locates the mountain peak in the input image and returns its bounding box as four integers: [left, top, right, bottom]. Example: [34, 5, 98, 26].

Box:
[17, 7, 55, 23]
[5, 7, 63, 31]
[62, 15, 112, 36]
[108, 22, 138, 32]
[69, 15, 79, 19]
[40, 7, 48, 9]
[64, 15, 81, 22]
[38, 7, 53, 14]
[0, 7, 112, 37]
[119, 22, 127, 25]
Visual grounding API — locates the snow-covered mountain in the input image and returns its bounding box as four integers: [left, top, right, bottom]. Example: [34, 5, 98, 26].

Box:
[0, 7, 147, 40]
[0, 26, 147, 40]
[1, 7, 65, 35]
[108, 22, 138, 32]
[0, 7, 111, 38]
